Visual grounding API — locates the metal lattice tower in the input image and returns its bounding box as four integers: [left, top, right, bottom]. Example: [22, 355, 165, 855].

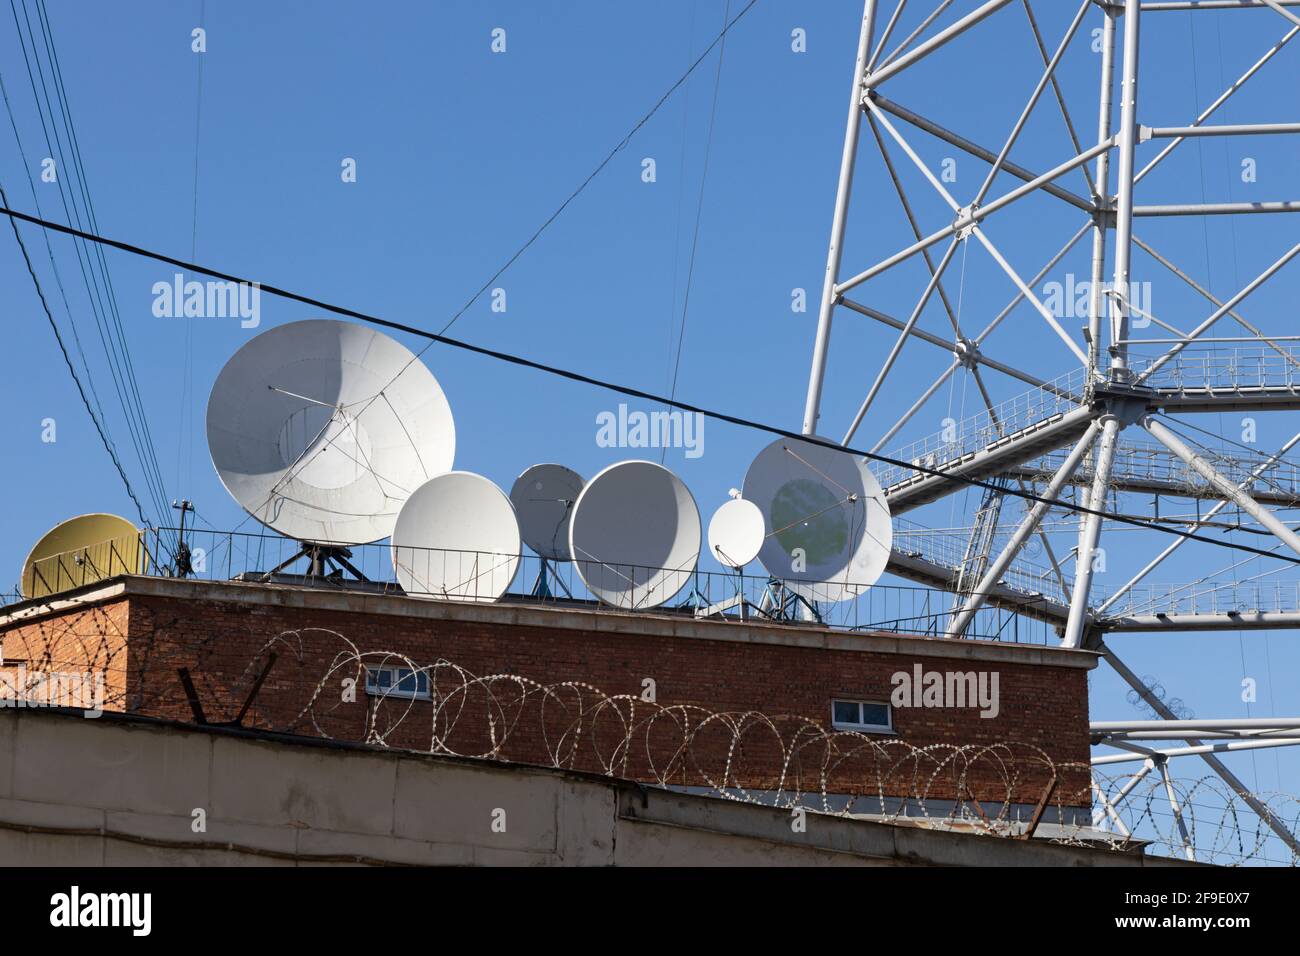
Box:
[800, 0, 1300, 855]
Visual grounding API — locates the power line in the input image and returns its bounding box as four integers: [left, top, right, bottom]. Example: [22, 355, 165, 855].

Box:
[0, 63, 105, 424]
[435, 0, 761, 337]
[3, 200, 1298, 569]
[0, 180, 151, 527]
[7, 0, 172, 537]
[33, 0, 172, 524]
[663, 0, 731, 464]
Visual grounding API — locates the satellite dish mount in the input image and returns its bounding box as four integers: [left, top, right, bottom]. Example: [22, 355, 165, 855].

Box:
[260, 542, 370, 583]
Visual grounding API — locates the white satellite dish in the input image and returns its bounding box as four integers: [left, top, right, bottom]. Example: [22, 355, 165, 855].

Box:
[569, 460, 700, 609]
[391, 471, 521, 602]
[742, 436, 891, 603]
[207, 319, 454, 545]
[509, 464, 584, 561]
[707, 498, 765, 569]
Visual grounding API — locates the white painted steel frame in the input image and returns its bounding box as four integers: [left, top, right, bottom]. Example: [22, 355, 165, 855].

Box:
[800, 0, 1300, 853]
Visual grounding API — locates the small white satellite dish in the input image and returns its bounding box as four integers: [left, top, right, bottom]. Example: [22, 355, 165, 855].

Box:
[569, 460, 701, 609]
[707, 498, 764, 569]
[742, 436, 892, 603]
[391, 471, 521, 602]
[207, 319, 454, 545]
[509, 464, 584, 561]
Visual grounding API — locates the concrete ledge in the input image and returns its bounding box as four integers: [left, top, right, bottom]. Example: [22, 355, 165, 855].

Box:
[1, 575, 1098, 671]
[0, 706, 1189, 867]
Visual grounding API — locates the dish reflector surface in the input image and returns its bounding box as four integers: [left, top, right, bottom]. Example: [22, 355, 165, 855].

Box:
[21, 513, 144, 599]
[207, 319, 454, 544]
[509, 464, 584, 561]
[391, 471, 521, 602]
[707, 498, 765, 568]
[569, 460, 700, 609]
[742, 436, 891, 603]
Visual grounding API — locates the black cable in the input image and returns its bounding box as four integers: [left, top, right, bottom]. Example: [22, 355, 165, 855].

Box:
[3, 201, 1298, 569]
[0, 65, 105, 424]
[435, 0, 760, 337]
[34, 0, 172, 515]
[0, 181, 151, 527]
[9, 0, 171, 534]
[663, 0, 731, 465]
[1160, 411, 1286, 461]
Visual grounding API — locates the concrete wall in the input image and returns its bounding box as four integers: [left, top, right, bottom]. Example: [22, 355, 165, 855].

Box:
[0, 707, 1190, 867]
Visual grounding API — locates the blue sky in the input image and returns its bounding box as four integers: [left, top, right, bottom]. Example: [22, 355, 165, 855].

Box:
[2, 1, 1300, 838]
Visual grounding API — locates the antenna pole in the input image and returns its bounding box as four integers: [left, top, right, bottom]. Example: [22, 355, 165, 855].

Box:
[171, 499, 195, 578]
[802, 0, 879, 436]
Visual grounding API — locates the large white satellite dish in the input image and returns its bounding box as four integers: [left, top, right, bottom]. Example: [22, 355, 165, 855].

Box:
[569, 460, 700, 609]
[207, 319, 454, 545]
[742, 436, 891, 603]
[509, 464, 584, 561]
[707, 498, 765, 569]
[391, 471, 521, 602]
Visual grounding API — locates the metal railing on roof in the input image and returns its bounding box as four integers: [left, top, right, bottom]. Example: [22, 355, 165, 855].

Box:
[3, 526, 1062, 645]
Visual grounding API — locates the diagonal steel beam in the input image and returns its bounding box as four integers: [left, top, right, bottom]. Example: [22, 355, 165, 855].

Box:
[1020, 0, 1095, 198]
[1093, 761, 1153, 830]
[1134, 241, 1300, 383]
[862, 100, 1092, 365]
[860, 221, 1091, 452]
[1091, 777, 1134, 836]
[867, 359, 960, 452]
[866, 112, 963, 337]
[973, 0, 1093, 209]
[865, 0, 1015, 87]
[1134, 22, 1299, 185]
[839, 296, 1068, 395]
[843, 239, 963, 442]
[946, 420, 1101, 638]
[866, 0, 907, 71]
[1133, 234, 1300, 372]
[1263, 0, 1300, 27]
[1096, 641, 1300, 854]
[1144, 416, 1300, 559]
[875, 0, 952, 70]
[835, 128, 1105, 295]
[885, 406, 1098, 514]
[867, 94, 1095, 212]
[969, 364, 1072, 600]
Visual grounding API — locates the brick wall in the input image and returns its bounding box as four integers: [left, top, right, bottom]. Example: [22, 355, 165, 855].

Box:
[1, 600, 129, 709]
[2, 579, 1096, 808]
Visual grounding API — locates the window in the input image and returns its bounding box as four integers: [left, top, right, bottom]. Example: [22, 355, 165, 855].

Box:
[365, 665, 432, 701]
[831, 698, 892, 733]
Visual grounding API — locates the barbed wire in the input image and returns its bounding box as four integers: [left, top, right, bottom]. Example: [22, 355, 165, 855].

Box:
[2, 617, 1296, 865]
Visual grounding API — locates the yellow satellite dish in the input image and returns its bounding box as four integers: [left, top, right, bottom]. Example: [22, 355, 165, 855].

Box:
[20, 513, 145, 600]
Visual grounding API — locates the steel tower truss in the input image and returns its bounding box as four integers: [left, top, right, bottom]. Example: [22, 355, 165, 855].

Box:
[802, 0, 1300, 853]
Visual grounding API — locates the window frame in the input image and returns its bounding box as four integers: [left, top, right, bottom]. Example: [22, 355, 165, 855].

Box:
[830, 697, 894, 733]
[365, 664, 433, 701]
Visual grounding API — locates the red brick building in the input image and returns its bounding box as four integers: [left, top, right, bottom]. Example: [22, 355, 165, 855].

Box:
[1, 575, 1097, 816]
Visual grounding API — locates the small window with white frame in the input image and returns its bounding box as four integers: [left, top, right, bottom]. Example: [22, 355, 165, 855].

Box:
[830, 698, 892, 733]
[365, 665, 432, 701]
